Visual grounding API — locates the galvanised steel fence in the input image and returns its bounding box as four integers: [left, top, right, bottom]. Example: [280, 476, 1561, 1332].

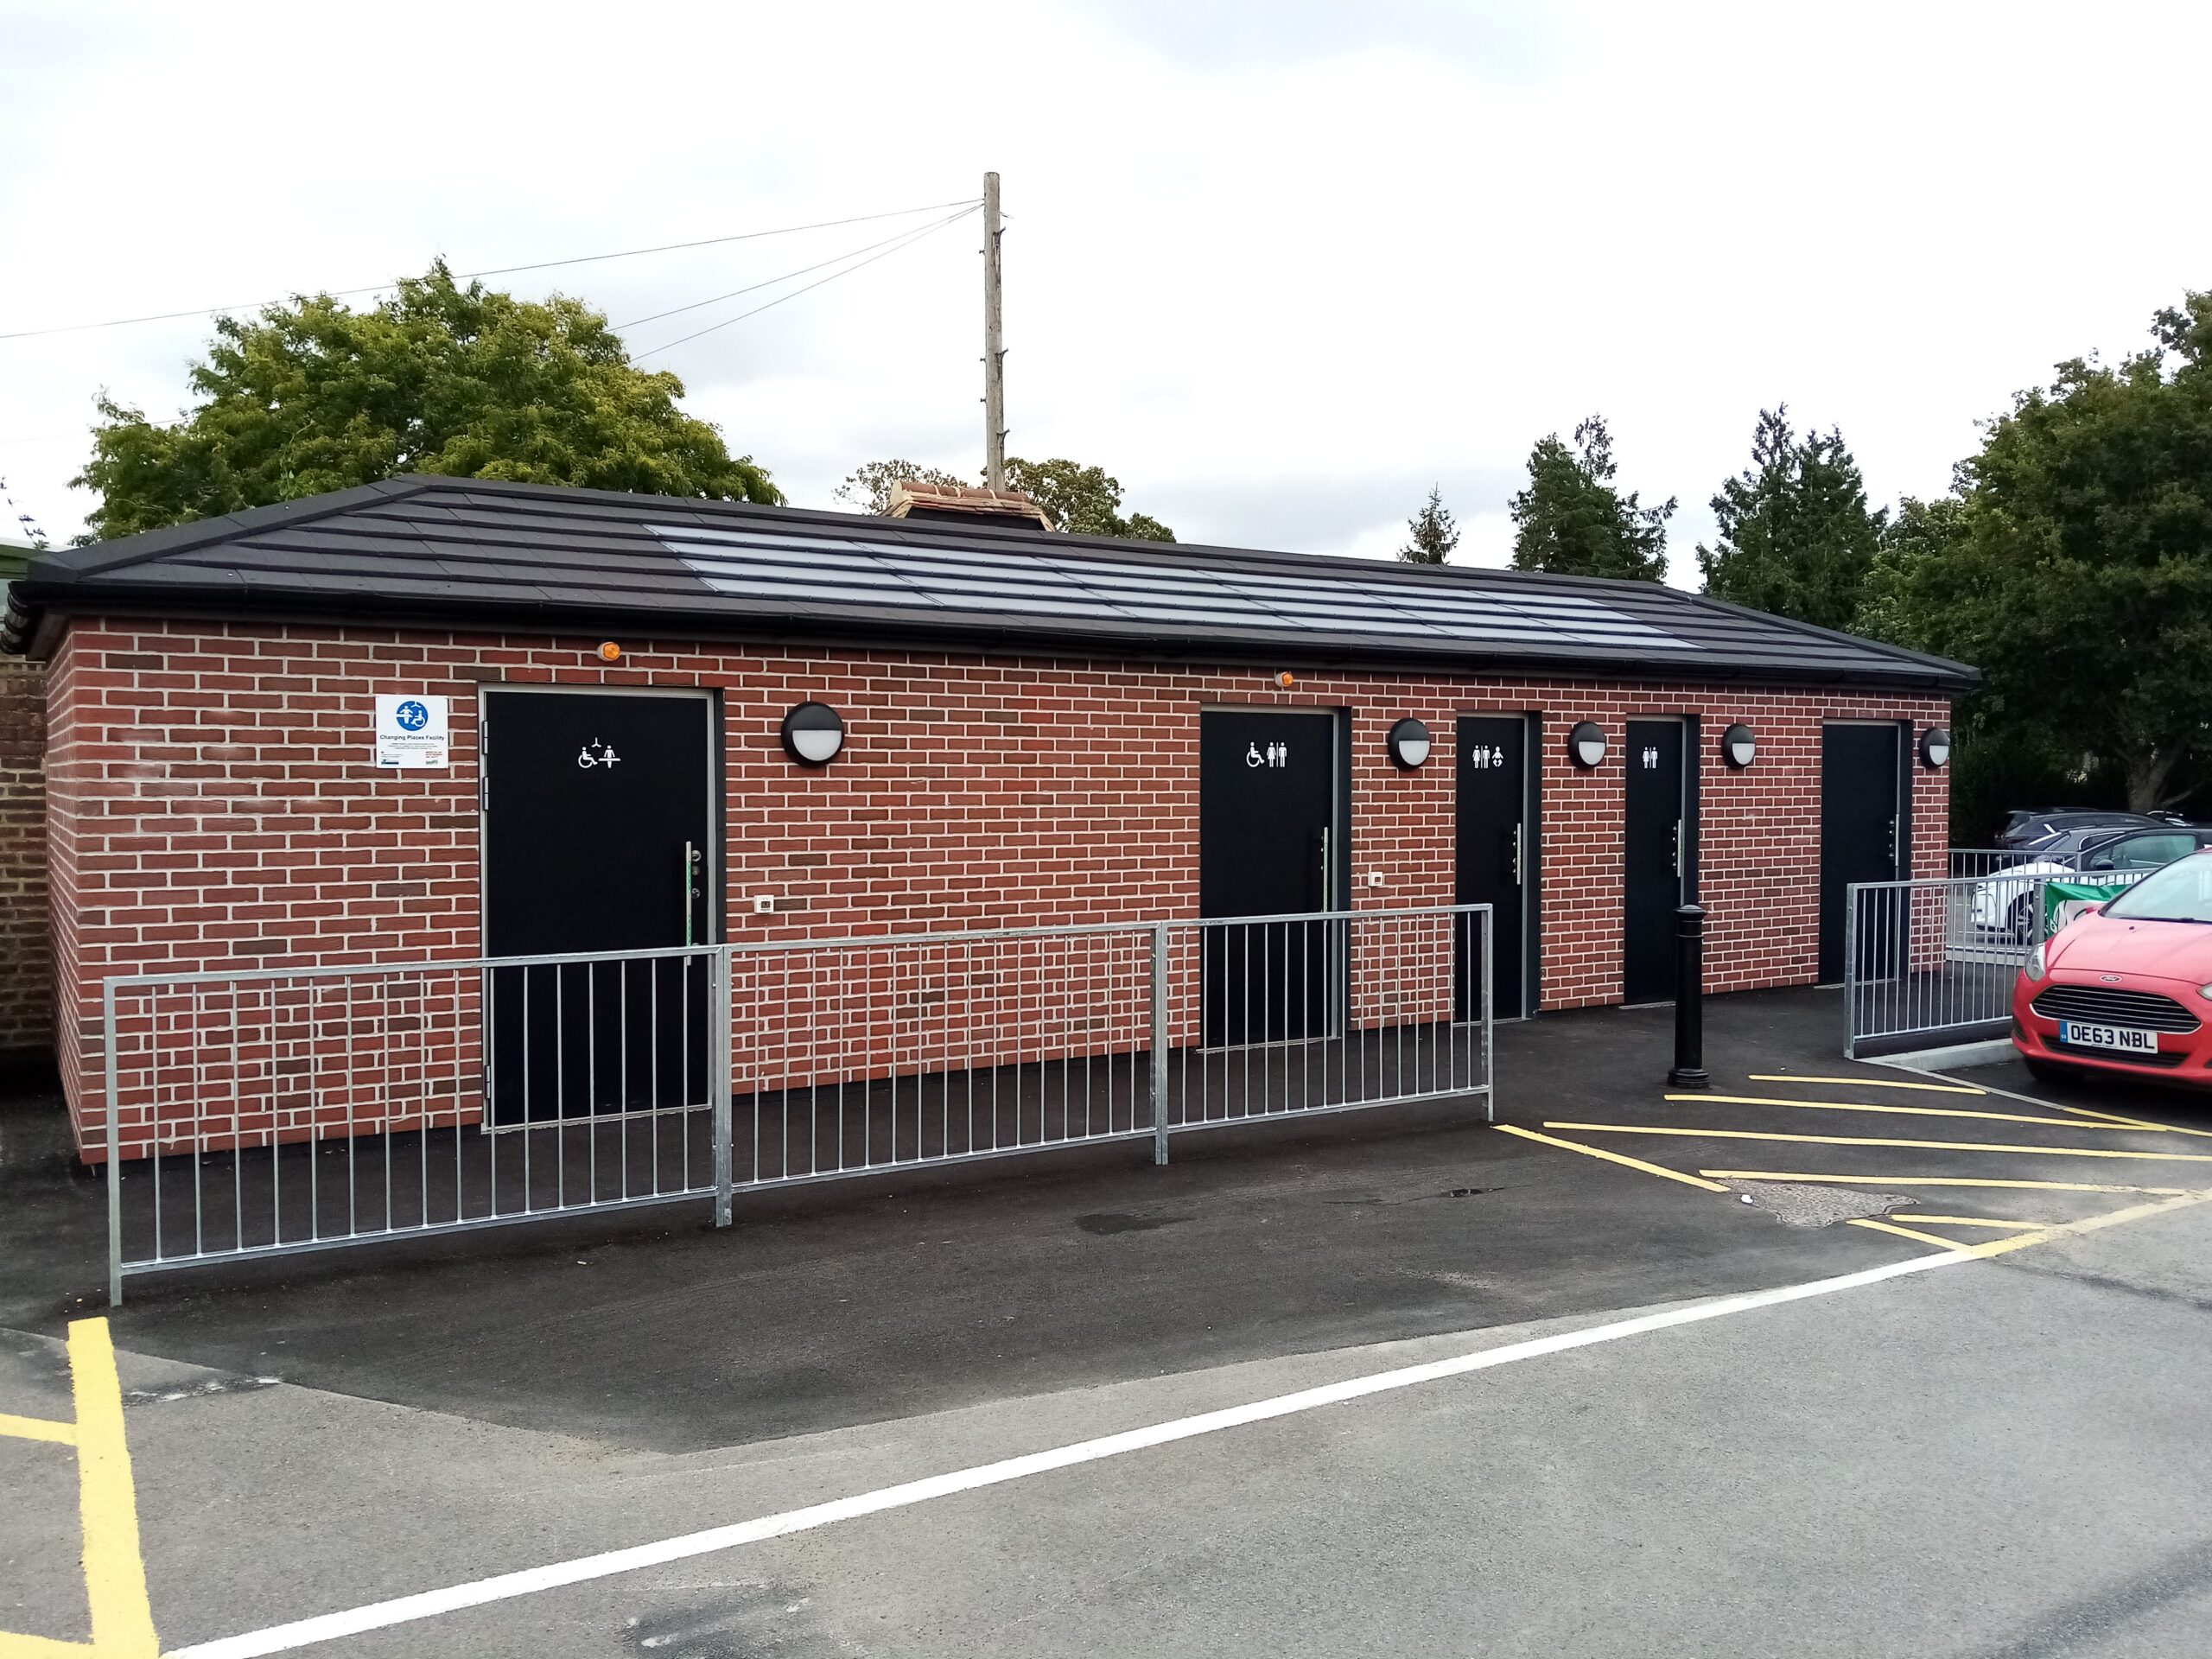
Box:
[100, 905, 1491, 1300]
[1948, 848, 2044, 881]
[1842, 870, 2149, 1058]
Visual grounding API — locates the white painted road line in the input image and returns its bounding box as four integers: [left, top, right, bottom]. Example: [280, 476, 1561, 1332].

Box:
[164, 1249, 1971, 1659]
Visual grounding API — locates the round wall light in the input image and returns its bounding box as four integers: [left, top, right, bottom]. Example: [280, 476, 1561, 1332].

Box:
[780, 702, 846, 766]
[1919, 726, 1952, 769]
[1567, 721, 1609, 769]
[1386, 718, 1432, 770]
[1721, 722, 1758, 769]
[596, 641, 623, 663]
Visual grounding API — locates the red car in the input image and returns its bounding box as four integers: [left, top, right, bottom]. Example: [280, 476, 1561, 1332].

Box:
[2012, 848, 2212, 1084]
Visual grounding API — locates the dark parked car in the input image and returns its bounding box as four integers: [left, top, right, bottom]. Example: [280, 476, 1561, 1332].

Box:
[1972, 825, 2212, 931]
[1998, 809, 2174, 850]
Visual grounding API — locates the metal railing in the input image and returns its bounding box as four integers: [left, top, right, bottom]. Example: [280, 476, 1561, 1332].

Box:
[1842, 870, 2149, 1058]
[100, 905, 1491, 1300]
[1948, 848, 2044, 880]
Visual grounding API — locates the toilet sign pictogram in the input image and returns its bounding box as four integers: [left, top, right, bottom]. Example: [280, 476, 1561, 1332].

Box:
[373, 694, 450, 769]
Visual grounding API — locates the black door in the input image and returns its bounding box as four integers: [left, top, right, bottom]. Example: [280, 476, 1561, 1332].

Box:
[1199, 710, 1337, 1047]
[1818, 723, 1902, 983]
[1624, 720, 1688, 1002]
[483, 690, 715, 1122]
[1456, 715, 1531, 1020]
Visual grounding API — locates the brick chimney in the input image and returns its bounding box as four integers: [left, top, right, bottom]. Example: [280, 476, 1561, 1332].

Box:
[887, 479, 1055, 531]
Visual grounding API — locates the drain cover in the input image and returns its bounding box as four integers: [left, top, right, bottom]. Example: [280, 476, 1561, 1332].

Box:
[1731, 1181, 1916, 1229]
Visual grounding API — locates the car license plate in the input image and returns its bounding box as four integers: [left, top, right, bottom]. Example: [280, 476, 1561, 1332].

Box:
[2059, 1020, 2159, 1055]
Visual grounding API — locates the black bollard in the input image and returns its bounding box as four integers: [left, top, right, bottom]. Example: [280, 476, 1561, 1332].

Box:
[1668, 903, 1710, 1088]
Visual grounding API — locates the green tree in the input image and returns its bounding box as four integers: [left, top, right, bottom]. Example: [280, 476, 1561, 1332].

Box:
[1508, 415, 1673, 581]
[1864, 291, 2212, 810]
[1697, 407, 1887, 632]
[1400, 485, 1459, 563]
[1002, 457, 1175, 541]
[835, 459, 966, 515]
[73, 261, 779, 541]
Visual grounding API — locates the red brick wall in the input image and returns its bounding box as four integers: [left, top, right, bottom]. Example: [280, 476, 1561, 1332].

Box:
[0, 653, 50, 1059]
[46, 619, 1950, 1158]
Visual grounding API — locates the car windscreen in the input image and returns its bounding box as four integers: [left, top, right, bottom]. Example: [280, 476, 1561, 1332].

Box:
[2101, 856, 2212, 924]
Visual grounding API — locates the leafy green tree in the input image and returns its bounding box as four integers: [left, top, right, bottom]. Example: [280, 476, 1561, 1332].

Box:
[1400, 485, 1459, 563]
[1508, 416, 1673, 581]
[1697, 407, 1887, 632]
[835, 460, 966, 515]
[74, 261, 779, 541]
[1864, 291, 2212, 810]
[1003, 457, 1175, 541]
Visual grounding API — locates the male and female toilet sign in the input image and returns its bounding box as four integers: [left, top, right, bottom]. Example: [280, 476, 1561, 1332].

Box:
[373, 694, 451, 768]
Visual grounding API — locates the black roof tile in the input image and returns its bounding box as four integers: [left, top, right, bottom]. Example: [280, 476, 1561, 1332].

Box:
[3, 475, 1975, 692]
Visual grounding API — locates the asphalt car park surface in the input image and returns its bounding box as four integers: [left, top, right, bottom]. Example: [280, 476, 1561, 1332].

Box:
[5, 989, 2212, 1656]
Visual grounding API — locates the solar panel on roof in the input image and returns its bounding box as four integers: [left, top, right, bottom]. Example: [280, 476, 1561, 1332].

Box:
[652, 525, 1703, 652]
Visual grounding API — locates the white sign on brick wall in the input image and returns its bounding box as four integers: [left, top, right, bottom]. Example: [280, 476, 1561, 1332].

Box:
[373, 694, 450, 769]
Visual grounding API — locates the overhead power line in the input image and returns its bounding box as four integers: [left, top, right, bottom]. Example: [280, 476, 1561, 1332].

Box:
[613, 213, 975, 333]
[0, 197, 983, 343]
[632, 205, 982, 361]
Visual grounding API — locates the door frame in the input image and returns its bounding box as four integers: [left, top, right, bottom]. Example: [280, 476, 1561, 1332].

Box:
[1816, 717, 1910, 987]
[1458, 710, 1542, 1020]
[476, 684, 726, 1127]
[1196, 703, 1351, 1047]
[477, 683, 726, 955]
[1622, 714, 1694, 1005]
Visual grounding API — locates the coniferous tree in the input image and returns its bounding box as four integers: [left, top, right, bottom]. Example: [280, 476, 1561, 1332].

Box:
[1399, 486, 1460, 563]
[1697, 406, 1887, 632]
[1507, 416, 1673, 581]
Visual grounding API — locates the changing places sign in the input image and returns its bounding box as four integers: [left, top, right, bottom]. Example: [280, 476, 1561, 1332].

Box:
[373, 694, 450, 769]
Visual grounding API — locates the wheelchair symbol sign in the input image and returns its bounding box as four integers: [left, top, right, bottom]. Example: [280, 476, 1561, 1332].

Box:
[393, 699, 430, 733]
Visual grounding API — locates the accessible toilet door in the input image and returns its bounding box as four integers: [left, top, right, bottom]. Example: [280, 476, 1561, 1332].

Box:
[1198, 709, 1340, 1047]
[480, 689, 717, 1122]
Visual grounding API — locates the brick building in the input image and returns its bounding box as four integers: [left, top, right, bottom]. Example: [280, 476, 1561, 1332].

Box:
[0, 543, 52, 1067]
[1, 477, 1972, 1160]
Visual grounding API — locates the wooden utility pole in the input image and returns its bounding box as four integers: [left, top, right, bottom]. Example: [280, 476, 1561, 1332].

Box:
[982, 170, 1007, 491]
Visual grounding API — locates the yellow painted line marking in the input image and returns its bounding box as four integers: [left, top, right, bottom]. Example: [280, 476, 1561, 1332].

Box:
[1845, 1217, 1969, 1250]
[1961, 1189, 2212, 1259]
[0, 1411, 77, 1446]
[1700, 1170, 2191, 1195]
[2043, 1101, 2212, 1140]
[1667, 1094, 2106, 1128]
[0, 1630, 98, 1656]
[1885, 1066, 2212, 1140]
[1493, 1124, 1730, 1192]
[66, 1319, 158, 1659]
[1903, 1216, 2051, 1231]
[1546, 1122, 2212, 1165]
[1751, 1073, 1985, 1095]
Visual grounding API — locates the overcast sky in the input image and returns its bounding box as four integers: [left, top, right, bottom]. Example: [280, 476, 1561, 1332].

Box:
[3, 1, 2207, 582]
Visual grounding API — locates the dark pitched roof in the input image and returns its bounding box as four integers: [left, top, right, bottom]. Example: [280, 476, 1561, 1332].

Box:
[2, 475, 1975, 692]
